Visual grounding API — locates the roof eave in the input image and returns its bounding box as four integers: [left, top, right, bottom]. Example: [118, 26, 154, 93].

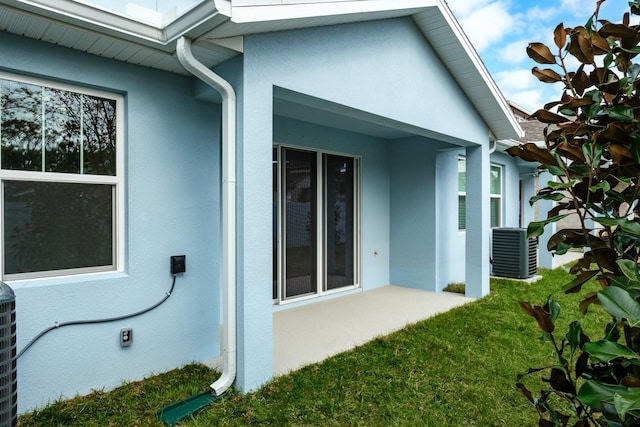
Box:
[3, 0, 223, 48]
[413, 0, 524, 141]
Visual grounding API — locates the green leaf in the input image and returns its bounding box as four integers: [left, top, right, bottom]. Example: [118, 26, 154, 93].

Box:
[592, 218, 640, 237]
[578, 381, 628, 409]
[566, 321, 583, 355]
[607, 106, 635, 122]
[583, 340, 640, 363]
[620, 221, 640, 237]
[547, 165, 566, 176]
[554, 241, 573, 256]
[529, 192, 565, 204]
[593, 217, 624, 227]
[617, 259, 640, 282]
[587, 90, 603, 121]
[615, 176, 633, 185]
[549, 298, 560, 324]
[527, 215, 568, 238]
[614, 391, 640, 419]
[618, 46, 640, 54]
[548, 180, 575, 190]
[598, 286, 640, 327]
[603, 50, 613, 71]
[589, 181, 611, 193]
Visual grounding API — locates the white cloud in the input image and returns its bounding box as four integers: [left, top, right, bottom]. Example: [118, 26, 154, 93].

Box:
[494, 69, 537, 91]
[525, 5, 558, 21]
[506, 89, 545, 113]
[559, 0, 583, 15]
[496, 40, 529, 64]
[454, 1, 515, 52]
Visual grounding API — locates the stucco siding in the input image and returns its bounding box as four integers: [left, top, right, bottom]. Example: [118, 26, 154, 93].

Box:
[244, 17, 488, 144]
[1, 32, 221, 413]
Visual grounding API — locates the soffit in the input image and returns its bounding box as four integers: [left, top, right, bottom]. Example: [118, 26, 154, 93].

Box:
[0, 1, 234, 75]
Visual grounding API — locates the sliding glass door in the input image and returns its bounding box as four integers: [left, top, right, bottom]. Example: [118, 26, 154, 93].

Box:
[273, 146, 359, 302]
[324, 154, 354, 290]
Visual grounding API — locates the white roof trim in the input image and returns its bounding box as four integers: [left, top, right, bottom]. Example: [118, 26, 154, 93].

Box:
[414, 0, 523, 140]
[220, 0, 436, 23]
[3, 0, 221, 46]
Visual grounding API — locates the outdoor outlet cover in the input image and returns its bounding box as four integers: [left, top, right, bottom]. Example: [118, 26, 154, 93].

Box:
[171, 255, 186, 275]
[120, 328, 133, 347]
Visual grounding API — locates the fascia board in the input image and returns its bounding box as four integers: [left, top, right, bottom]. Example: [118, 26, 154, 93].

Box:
[226, 0, 436, 24]
[420, 0, 524, 140]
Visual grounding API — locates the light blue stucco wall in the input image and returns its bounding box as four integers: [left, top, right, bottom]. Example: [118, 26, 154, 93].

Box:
[389, 136, 450, 291]
[0, 32, 222, 413]
[231, 17, 493, 392]
[1, 12, 506, 409]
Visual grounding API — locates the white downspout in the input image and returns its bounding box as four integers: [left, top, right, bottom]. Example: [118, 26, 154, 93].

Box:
[176, 36, 237, 396]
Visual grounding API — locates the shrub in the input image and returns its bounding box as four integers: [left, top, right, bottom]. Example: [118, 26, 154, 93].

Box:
[507, 1, 640, 425]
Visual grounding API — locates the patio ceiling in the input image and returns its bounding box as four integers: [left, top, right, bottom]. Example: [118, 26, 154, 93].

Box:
[274, 87, 473, 144]
[0, 0, 522, 140]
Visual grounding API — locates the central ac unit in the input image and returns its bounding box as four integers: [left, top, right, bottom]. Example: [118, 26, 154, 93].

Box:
[492, 228, 537, 279]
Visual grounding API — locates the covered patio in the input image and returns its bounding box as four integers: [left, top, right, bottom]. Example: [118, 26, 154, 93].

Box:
[273, 286, 474, 375]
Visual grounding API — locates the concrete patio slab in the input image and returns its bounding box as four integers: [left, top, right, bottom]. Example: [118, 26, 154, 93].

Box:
[273, 286, 474, 376]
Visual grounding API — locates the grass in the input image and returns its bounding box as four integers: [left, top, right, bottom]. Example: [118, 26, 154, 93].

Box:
[19, 266, 609, 426]
[443, 282, 465, 294]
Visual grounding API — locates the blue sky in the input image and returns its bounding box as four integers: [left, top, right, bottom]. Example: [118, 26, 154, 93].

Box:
[446, 0, 634, 113]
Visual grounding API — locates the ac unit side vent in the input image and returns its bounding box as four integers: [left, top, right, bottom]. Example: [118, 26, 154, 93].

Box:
[492, 228, 537, 279]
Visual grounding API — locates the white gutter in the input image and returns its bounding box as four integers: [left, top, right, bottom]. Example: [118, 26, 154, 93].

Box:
[176, 36, 237, 397]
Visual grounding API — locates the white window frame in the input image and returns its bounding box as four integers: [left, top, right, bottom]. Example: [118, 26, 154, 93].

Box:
[458, 156, 466, 231]
[457, 157, 503, 230]
[490, 164, 503, 228]
[274, 144, 361, 305]
[0, 71, 125, 281]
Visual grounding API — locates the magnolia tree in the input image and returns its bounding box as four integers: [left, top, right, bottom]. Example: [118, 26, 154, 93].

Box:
[507, 0, 640, 425]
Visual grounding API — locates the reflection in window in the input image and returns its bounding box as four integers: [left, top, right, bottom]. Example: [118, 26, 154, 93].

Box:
[0, 73, 121, 280]
[1, 79, 116, 175]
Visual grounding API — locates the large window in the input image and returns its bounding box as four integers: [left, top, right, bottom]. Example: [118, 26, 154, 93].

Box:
[273, 146, 360, 302]
[0, 73, 123, 280]
[458, 157, 502, 230]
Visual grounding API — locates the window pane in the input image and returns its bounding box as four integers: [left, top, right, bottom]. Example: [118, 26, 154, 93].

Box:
[458, 195, 466, 230]
[458, 158, 466, 192]
[1, 79, 42, 171]
[490, 197, 501, 228]
[284, 149, 317, 298]
[44, 88, 81, 173]
[325, 154, 354, 291]
[490, 165, 501, 195]
[3, 180, 114, 275]
[83, 95, 117, 176]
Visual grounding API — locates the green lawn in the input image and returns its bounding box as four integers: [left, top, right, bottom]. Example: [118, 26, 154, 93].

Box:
[19, 266, 608, 426]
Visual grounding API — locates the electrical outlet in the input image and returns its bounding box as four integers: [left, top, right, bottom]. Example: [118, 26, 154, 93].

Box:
[171, 255, 186, 275]
[120, 328, 133, 347]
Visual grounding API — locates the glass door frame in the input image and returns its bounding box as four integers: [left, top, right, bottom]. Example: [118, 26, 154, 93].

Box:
[273, 144, 361, 305]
